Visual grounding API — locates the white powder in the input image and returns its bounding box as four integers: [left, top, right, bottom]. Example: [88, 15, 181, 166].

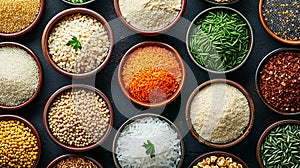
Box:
[190, 83, 250, 143]
[0, 46, 39, 106]
[119, 0, 182, 31]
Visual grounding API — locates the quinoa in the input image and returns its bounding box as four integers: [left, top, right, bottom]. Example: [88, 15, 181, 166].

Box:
[48, 89, 110, 147]
[48, 13, 110, 74]
[0, 46, 40, 107]
[0, 0, 40, 33]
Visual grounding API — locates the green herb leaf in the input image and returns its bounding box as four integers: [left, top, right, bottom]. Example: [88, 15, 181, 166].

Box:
[142, 140, 155, 158]
[66, 36, 82, 51]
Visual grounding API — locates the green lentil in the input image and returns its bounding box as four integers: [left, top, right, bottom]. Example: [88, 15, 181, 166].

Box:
[261, 124, 300, 168]
[67, 0, 90, 3]
[189, 10, 250, 72]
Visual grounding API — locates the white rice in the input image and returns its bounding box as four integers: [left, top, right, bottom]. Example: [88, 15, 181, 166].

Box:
[115, 116, 181, 168]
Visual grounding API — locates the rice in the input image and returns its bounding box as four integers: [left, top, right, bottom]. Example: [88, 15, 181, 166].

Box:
[115, 116, 181, 168]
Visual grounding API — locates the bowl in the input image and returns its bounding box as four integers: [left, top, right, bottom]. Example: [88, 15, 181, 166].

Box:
[0, 0, 44, 38]
[113, 0, 186, 36]
[186, 6, 253, 73]
[188, 151, 248, 168]
[0, 114, 41, 167]
[203, 0, 239, 5]
[41, 7, 114, 78]
[118, 41, 186, 108]
[255, 48, 300, 115]
[112, 113, 184, 168]
[43, 84, 113, 152]
[256, 120, 300, 168]
[47, 154, 103, 168]
[259, 0, 300, 45]
[62, 0, 95, 6]
[0, 42, 43, 111]
[185, 79, 255, 148]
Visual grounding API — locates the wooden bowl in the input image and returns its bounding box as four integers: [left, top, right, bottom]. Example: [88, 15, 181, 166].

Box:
[118, 41, 186, 108]
[46, 154, 103, 168]
[41, 8, 114, 78]
[112, 113, 184, 168]
[0, 42, 43, 111]
[43, 84, 113, 152]
[188, 151, 248, 168]
[61, 0, 95, 5]
[0, 0, 44, 38]
[259, 0, 300, 45]
[255, 48, 300, 115]
[203, 0, 239, 5]
[0, 114, 42, 168]
[186, 6, 253, 74]
[113, 0, 186, 36]
[256, 120, 300, 168]
[185, 79, 255, 148]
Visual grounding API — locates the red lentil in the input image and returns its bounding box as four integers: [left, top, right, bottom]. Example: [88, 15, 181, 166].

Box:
[259, 51, 300, 113]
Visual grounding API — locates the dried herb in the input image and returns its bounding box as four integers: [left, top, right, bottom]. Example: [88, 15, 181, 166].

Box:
[66, 36, 82, 51]
[142, 140, 155, 158]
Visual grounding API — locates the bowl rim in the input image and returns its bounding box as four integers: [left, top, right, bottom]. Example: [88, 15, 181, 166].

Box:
[0, 0, 44, 38]
[256, 120, 300, 168]
[255, 47, 300, 115]
[117, 41, 186, 108]
[185, 79, 255, 148]
[113, 0, 187, 36]
[258, 0, 300, 45]
[42, 84, 114, 152]
[0, 42, 43, 111]
[186, 6, 254, 74]
[0, 114, 42, 168]
[188, 151, 249, 168]
[112, 113, 185, 168]
[203, 0, 240, 5]
[61, 0, 95, 6]
[46, 154, 103, 168]
[41, 7, 114, 78]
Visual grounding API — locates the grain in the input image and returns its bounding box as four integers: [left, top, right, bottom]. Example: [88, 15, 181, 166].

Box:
[48, 89, 110, 147]
[190, 83, 250, 143]
[55, 156, 98, 168]
[0, 46, 40, 107]
[0, 0, 40, 33]
[193, 155, 243, 168]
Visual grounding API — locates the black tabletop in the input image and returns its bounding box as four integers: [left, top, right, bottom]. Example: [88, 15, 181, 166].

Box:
[0, 0, 299, 168]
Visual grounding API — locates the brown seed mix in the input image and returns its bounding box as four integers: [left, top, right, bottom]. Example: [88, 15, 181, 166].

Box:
[259, 51, 300, 113]
[48, 89, 110, 147]
[54, 156, 98, 168]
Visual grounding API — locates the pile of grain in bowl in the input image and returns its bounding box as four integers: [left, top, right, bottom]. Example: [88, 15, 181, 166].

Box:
[0, 46, 40, 107]
[189, 83, 250, 143]
[0, 120, 39, 167]
[48, 88, 110, 147]
[193, 155, 243, 168]
[122, 46, 182, 103]
[54, 156, 98, 168]
[48, 13, 110, 74]
[0, 0, 40, 34]
[118, 0, 182, 31]
[115, 116, 182, 168]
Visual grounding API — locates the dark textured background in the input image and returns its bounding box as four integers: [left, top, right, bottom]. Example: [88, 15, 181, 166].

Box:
[0, 0, 299, 167]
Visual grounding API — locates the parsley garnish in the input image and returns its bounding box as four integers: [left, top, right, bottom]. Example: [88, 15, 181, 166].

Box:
[66, 36, 82, 51]
[142, 140, 155, 158]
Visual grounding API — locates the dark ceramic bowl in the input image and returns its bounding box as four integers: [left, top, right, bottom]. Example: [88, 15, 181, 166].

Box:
[43, 84, 113, 152]
[204, 0, 239, 5]
[0, 42, 43, 111]
[47, 154, 103, 168]
[185, 79, 255, 148]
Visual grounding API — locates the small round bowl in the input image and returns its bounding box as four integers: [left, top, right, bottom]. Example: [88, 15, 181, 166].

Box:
[203, 0, 239, 5]
[41, 8, 114, 78]
[62, 0, 95, 6]
[0, 42, 43, 111]
[118, 41, 186, 108]
[186, 6, 253, 74]
[113, 0, 186, 36]
[256, 120, 300, 168]
[0, 0, 44, 38]
[0, 114, 41, 168]
[188, 151, 248, 168]
[43, 84, 113, 152]
[255, 48, 300, 115]
[112, 113, 184, 168]
[47, 154, 103, 168]
[259, 0, 300, 45]
[185, 79, 255, 148]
